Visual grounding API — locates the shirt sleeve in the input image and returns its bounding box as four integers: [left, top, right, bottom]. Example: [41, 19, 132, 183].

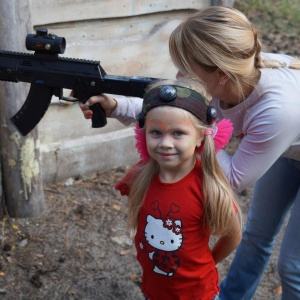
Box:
[215, 62, 300, 192]
[110, 96, 143, 126]
[217, 104, 299, 192]
[115, 160, 145, 196]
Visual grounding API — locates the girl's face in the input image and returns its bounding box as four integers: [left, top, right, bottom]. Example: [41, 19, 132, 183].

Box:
[145, 107, 202, 180]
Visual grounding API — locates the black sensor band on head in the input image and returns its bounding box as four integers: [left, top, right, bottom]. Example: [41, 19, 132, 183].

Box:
[138, 85, 217, 128]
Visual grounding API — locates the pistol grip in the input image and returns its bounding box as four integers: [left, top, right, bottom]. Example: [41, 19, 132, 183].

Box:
[90, 103, 107, 128]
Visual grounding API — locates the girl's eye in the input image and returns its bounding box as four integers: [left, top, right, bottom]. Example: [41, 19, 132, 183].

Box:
[173, 131, 183, 137]
[151, 130, 161, 136]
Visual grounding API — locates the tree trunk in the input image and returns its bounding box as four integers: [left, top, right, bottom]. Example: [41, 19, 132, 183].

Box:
[0, 0, 44, 218]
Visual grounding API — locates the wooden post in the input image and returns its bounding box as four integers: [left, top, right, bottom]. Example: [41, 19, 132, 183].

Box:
[0, 0, 44, 217]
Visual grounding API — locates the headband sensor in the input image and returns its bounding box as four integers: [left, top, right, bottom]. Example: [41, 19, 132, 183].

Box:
[138, 85, 217, 128]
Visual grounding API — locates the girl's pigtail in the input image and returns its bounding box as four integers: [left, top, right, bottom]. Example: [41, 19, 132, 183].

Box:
[198, 119, 233, 155]
[200, 133, 241, 236]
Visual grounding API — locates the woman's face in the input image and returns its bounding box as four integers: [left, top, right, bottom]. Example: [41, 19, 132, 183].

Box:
[176, 66, 223, 99]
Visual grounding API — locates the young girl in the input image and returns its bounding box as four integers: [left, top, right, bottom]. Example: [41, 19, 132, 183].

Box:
[115, 79, 242, 300]
[81, 6, 300, 298]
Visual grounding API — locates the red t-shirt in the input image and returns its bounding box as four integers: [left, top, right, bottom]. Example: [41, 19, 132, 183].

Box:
[134, 160, 219, 300]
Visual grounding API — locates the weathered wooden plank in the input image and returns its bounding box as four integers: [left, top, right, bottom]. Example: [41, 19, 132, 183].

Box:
[40, 13, 183, 77]
[31, 0, 210, 26]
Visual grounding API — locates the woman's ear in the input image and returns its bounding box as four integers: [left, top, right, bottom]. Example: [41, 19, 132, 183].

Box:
[217, 69, 230, 86]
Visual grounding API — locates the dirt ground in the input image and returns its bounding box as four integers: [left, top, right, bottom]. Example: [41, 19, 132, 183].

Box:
[0, 17, 299, 300]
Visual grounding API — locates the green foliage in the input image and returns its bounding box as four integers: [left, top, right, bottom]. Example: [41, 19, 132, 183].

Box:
[234, 0, 300, 35]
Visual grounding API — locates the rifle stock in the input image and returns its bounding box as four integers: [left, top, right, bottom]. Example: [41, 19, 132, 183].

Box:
[0, 28, 160, 136]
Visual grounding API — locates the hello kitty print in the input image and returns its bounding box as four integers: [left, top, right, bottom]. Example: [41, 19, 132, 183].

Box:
[140, 200, 183, 277]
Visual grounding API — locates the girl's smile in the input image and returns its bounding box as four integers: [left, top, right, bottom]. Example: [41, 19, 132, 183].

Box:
[156, 152, 178, 161]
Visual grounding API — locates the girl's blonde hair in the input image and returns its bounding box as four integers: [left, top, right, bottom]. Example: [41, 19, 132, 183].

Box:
[169, 6, 300, 101]
[127, 79, 241, 237]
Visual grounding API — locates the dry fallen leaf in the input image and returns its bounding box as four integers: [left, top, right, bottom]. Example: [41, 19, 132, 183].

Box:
[113, 204, 121, 211]
[129, 274, 139, 281]
[12, 225, 19, 230]
[276, 285, 282, 295]
[120, 249, 131, 256]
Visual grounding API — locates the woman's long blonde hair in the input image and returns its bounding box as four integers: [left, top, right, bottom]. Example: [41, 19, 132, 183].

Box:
[169, 6, 300, 101]
[127, 79, 241, 237]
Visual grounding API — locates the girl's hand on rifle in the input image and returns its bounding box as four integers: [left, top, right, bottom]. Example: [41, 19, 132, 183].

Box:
[79, 94, 117, 119]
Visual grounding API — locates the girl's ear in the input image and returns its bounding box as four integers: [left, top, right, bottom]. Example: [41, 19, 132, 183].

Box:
[196, 140, 205, 155]
[196, 135, 203, 148]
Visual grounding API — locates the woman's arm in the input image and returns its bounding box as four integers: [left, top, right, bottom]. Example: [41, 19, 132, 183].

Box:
[217, 123, 299, 192]
[216, 98, 300, 191]
[79, 94, 143, 126]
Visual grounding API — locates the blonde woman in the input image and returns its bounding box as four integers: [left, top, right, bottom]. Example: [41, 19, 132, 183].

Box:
[80, 6, 300, 299]
[114, 79, 241, 300]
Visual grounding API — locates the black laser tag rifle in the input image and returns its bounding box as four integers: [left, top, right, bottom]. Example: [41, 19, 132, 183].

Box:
[0, 28, 159, 136]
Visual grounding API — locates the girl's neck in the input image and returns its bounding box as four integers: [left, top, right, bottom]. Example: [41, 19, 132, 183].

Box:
[158, 158, 196, 183]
